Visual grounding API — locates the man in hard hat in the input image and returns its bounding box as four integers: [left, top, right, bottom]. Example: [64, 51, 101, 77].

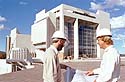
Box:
[43, 31, 68, 82]
[86, 28, 120, 82]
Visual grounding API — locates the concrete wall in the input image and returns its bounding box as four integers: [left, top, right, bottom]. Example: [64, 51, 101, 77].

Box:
[31, 19, 47, 45]
[10, 28, 19, 48]
[9, 28, 35, 54]
[0, 59, 12, 75]
[15, 34, 33, 52]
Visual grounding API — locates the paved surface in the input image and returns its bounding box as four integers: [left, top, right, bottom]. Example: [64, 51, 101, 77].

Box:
[0, 58, 124, 82]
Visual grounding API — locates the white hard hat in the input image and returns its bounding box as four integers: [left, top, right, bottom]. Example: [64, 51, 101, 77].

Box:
[96, 28, 112, 38]
[52, 31, 67, 40]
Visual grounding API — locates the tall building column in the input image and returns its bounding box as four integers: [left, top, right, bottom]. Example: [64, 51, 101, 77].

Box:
[6, 36, 11, 59]
[74, 18, 79, 59]
[60, 9, 64, 32]
[59, 8, 65, 57]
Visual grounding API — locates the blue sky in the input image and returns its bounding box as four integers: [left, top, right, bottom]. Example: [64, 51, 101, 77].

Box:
[0, 0, 125, 54]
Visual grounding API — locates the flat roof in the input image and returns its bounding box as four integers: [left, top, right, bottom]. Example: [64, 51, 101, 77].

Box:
[0, 60, 125, 82]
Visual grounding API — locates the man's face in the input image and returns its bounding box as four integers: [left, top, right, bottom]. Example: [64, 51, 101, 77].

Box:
[57, 39, 66, 51]
[97, 38, 105, 49]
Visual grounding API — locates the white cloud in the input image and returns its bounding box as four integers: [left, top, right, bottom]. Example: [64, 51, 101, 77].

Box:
[122, 43, 125, 48]
[19, 1, 28, 5]
[118, 34, 125, 39]
[122, 38, 125, 48]
[112, 37, 121, 40]
[112, 29, 125, 42]
[90, 2, 103, 10]
[0, 24, 11, 31]
[113, 8, 120, 11]
[0, 16, 7, 30]
[90, 0, 125, 10]
[0, 24, 5, 30]
[0, 16, 6, 22]
[112, 34, 121, 40]
[112, 32, 125, 40]
[112, 33, 125, 48]
[110, 14, 125, 28]
[109, 0, 125, 7]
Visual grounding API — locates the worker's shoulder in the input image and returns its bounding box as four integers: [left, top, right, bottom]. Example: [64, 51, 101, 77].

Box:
[45, 47, 55, 55]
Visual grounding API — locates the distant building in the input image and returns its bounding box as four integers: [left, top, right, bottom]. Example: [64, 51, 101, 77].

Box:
[31, 4, 111, 59]
[0, 51, 6, 59]
[6, 28, 35, 59]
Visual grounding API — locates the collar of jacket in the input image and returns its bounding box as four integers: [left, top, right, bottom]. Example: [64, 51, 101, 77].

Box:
[50, 45, 58, 54]
[104, 45, 113, 52]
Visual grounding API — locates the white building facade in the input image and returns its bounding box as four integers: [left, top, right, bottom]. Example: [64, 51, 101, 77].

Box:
[6, 28, 35, 59]
[5, 28, 36, 74]
[31, 4, 111, 59]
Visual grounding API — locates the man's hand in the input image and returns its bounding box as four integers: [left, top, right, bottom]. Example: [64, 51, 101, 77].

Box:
[85, 70, 94, 76]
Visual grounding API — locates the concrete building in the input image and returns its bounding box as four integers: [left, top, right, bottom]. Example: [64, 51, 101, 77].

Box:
[4, 28, 36, 74]
[6, 28, 35, 59]
[31, 4, 111, 59]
